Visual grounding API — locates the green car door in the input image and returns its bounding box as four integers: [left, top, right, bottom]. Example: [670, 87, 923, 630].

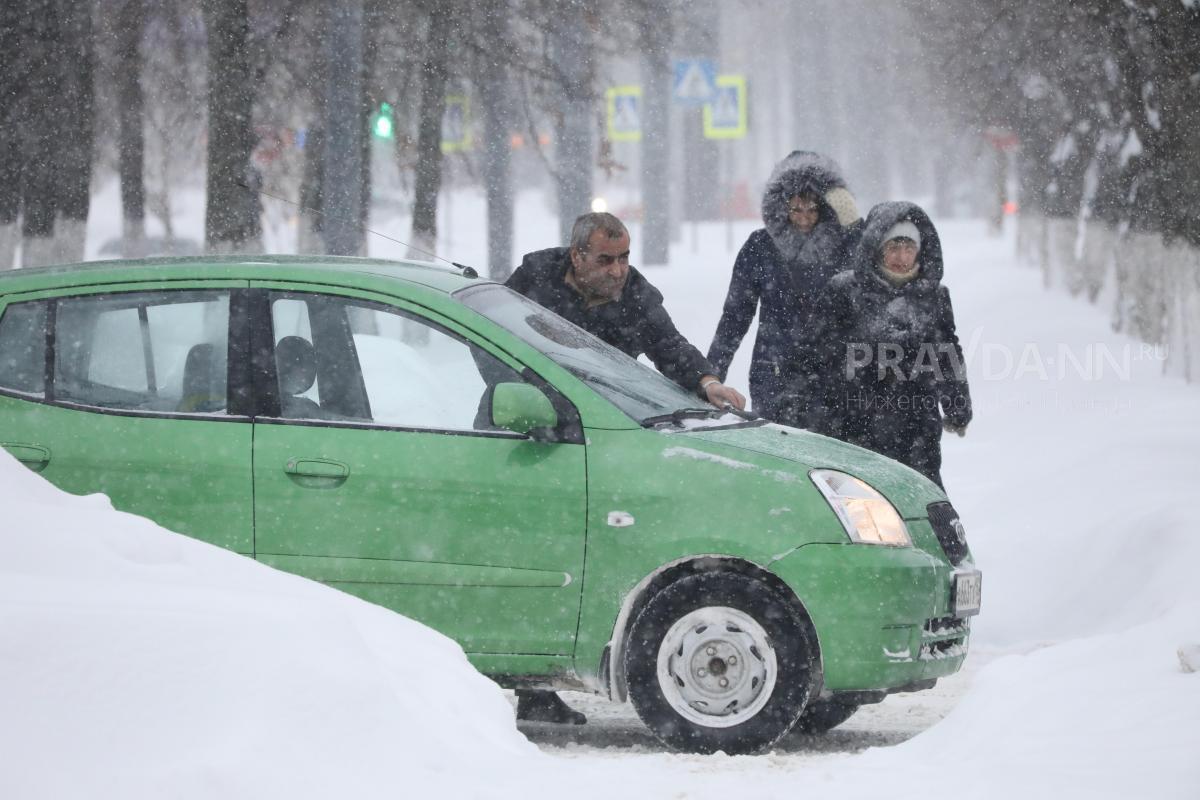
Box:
[248, 286, 587, 657]
[0, 283, 253, 554]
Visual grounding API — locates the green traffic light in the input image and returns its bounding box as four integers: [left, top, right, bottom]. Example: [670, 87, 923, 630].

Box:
[372, 102, 394, 140]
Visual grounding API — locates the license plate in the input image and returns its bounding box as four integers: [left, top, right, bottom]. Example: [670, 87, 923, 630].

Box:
[952, 571, 982, 617]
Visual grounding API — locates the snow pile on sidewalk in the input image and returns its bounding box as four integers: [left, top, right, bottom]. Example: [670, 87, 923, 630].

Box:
[0, 449, 540, 799]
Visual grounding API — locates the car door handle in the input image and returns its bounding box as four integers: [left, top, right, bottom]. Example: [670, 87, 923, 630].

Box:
[2, 443, 51, 472]
[284, 458, 350, 480]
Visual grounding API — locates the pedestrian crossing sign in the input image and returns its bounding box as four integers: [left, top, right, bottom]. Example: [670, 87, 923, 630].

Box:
[673, 59, 717, 104]
[606, 85, 642, 142]
[703, 75, 747, 139]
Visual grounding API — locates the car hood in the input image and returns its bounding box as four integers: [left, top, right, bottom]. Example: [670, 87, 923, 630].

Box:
[681, 423, 946, 519]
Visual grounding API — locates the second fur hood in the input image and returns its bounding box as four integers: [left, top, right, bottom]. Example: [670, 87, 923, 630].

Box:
[761, 151, 850, 243]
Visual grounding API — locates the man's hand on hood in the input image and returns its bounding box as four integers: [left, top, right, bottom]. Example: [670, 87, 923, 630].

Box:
[700, 377, 747, 411]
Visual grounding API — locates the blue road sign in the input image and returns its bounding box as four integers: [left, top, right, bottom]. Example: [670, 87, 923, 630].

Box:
[606, 86, 642, 142]
[704, 75, 748, 139]
[673, 59, 717, 104]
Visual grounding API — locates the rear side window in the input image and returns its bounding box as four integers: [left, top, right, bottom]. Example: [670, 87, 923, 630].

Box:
[54, 291, 231, 414]
[0, 300, 49, 396]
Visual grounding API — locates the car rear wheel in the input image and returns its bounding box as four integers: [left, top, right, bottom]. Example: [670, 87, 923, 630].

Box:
[624, 572, 817, 754]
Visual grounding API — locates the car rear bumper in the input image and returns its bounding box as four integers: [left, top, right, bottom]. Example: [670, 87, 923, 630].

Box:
[771, 537, 973, 691]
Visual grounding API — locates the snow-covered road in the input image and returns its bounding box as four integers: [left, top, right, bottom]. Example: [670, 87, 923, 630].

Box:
[515, 656, 981, 755]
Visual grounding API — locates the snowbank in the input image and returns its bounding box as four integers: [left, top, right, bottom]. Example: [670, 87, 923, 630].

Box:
[0, 449, 541, 799]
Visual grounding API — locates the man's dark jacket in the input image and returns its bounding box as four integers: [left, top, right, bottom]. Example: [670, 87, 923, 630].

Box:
[707, 151, 858, 423]
[506, 247, 715, 391]
[804, 201, 972, 487]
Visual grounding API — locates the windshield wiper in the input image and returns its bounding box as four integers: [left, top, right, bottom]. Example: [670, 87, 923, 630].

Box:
[640, 407, 726, 427]
[719, 403, 761, 421]
[641, 403, 764, 429]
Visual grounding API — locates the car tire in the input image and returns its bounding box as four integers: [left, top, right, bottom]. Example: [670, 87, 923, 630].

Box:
[794, 697, 860, 735]
[624, 571, 817, 754]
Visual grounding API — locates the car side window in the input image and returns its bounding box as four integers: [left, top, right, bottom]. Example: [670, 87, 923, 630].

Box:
[268, 292, 522, 431]
[54, 291, 231, 414]
[0, 301, 49, 397]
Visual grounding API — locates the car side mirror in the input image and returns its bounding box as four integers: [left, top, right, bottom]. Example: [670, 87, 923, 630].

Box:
[491, 382, 558, 437]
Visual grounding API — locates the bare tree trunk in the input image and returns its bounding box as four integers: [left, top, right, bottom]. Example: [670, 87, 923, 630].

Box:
[55, 0, 95, 265]
[297, 5, 328, 254]
[845, 1, 888, 207]
[932, 131, 955, 219]
[792, 1, 834, 158]
[787, 3, 810, 151]
[141, 2, 195, 250]
[679, 0, 719, 222]
[548, 9, 594, 245]
[0, 2, 22, 268]
[202, 0, 261, 253]
[19, 0, 62, 268]
[298, 125, 325, 254]
[116, 0, 146, 254]
[358, 0, 383, 257]
[321, 0, 365, 256]
[989, 145, 1008, 234]
[409, 5, 453, 258]
[476, 0, 514, 279]
[0, 224, 16, 270]
[640, 0, 672, 266]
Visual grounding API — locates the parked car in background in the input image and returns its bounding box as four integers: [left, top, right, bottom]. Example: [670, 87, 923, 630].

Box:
[0, 256, 980, 754]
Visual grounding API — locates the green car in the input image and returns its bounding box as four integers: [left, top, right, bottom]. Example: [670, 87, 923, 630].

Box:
[0, 256, 980, 754]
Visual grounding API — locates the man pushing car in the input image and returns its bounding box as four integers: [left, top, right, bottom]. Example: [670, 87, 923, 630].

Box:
[505, 211, 747, 724]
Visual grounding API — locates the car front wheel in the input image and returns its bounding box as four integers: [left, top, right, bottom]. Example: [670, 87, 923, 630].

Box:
[624, 572, 817, 754]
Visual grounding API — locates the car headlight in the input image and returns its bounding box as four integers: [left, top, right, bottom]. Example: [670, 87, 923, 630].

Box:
[810, 469, 911, 547]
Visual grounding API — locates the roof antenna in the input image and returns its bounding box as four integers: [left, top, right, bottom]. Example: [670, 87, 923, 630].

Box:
[237, 181, 479, 278]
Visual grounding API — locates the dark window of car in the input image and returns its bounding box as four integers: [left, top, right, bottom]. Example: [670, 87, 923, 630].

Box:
[0, 300, 49, 397]
[268, 292, 522, 431]
[54, 291, 231, 414]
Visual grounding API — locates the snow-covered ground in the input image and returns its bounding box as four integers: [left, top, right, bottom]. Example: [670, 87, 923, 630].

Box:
[3, 182, 1198, 798]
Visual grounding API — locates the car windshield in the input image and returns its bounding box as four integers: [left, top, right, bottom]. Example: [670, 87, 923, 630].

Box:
[456, 283, 738, 426]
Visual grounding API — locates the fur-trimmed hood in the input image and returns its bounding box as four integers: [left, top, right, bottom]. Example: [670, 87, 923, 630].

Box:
[854, 201, 944, 286]
[761, 151, 851, 263]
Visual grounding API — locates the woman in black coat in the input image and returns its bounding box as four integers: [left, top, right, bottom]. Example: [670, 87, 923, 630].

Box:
[707, 151, 861, 425]
[806, 201, 972, 488]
